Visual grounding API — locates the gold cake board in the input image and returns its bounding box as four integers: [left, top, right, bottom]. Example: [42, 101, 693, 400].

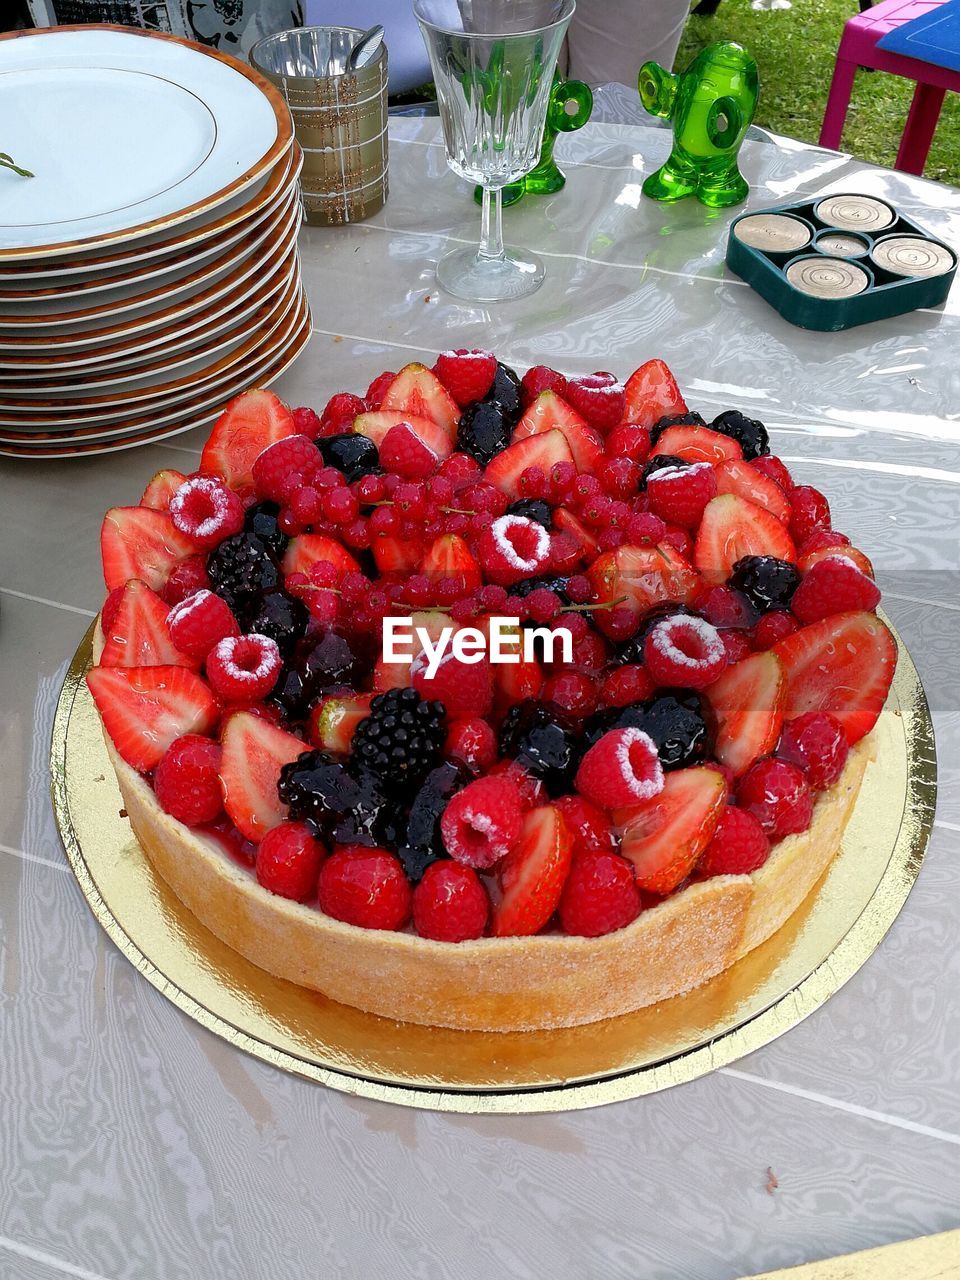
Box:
[740, 1226, 960, 1279]
[51, 617, 936, 1113]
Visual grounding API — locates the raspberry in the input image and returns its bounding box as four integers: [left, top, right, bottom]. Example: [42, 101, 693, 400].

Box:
[752, 610, 799, 649]
[445, 717, 497, 772]
[720, 630, 752, 664]
[606, 423, 652, 461]
[778, 711, 849, 791]
[599, 664, 655, 707]
[486, 760, 546, 810]
[751, 455, 794, 491]
[365, 370, 396, 410]
[559, 850, 641, 937]
[101, 586, 125, 635]
[737, 758, 813, 840]
[412, 651, 494, 719]
[697, 584, 757, 629]
[206, 633, 281, 702]
[697, 807, 770, 877]
[412, 860, 490, 941]
[660, 524, 693, 558]
[477, 514, 552, 586]
[320, 391, 366, 436]
[292, 406, 323, 438]
[252, 434, 321, 503]
[798, 529, 849, 556]
[154, 734, 223, 826]
[788, 485, 831, 544]
[644, 615, 728, 689]
[564, 372, 625, 432]
[575, 727, 664, 809]
[791, 555, 881, 625]
[597, 456, 641, 498]
[167, 588, 240, 659]
[161, 555, 211, 605]
[378, 422, 439, 480]
[542, 671, 599, 721]
[169, 476, 244, 550]
[520, 364, 568, 406]
[439, 452, 482, 491]
[255, 821, 325, 901]
[646, 461, 717, 527]
[625, 512, 666, 545]
[554, 794, 616, 856]
[318, 846, 412, 930]
[434, 348, 497, 406]
[440, 775, 523, 868]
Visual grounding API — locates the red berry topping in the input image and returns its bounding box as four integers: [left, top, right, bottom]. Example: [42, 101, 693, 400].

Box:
[318, 846, 412, 930]
[752, 610, 798, 649]
[292, 406, 323, 438]
[477, 514, 551, 586]
[154, 734, 223, 826]
[554, 794, 616, 856]
[169, 475, 244, 550]
[720, 630, 752, 664]
[564, 372, 625, 432]
[520, 364, 568, 406]
[644, 615, 728, 689]
[736, 757, 813, 840]
[606, 423, 652, 461]
[378, 421, 439, 479]
[778, 711, 849, 791]
[697, 807, 770, 877]
[206, 633, 282, 702]
[365, 370, 396, 409]
[697, 583, 756, 629]
[433, 348, 497, 406]
[252, 434, 321, 503]
[576, 727, 664, 811]
[440, 775, 523, 869]
[101, 585, 126, 635]
[492, 804, 573, 937]
[559, 849, 641, 937]
[751, 455, 794, 491]
[788, 485, 831, 544]
[412, 651, 494, 720]
[646, 461, 718, 527]
[320, 391, 366, 436]
[791, 555, 881, 625]
[161, 554, 211, 605]
[445, 717, 497, 772]
[599, 663, 655, 708]
[255, 821, 325, 901]
[412, 860, 490, 941]
[167, 588, 240, 660]
[487, 759, 546, 810]
[798, 529, 849, 556]
[542, 670, 599, 721]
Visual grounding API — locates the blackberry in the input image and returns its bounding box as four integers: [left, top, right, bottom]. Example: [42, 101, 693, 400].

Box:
[711, 410, 769, 460]
[278, 751, 395, 848]
[498, 699, 580, 796]
[584, 690, 712, 771]
[396, 761, 466, 882]
[248, 592, 308, 658]
[316, 432, 380, 481]
[729, 555, 800, 612]
[457, 400, 511, 465]
[271, 631, 364, 720]
[243, 501, 288, 559]
[511, 574, 571, 602]
[486, 362, 522, 423]
[351, 687, 446, 792]
[615, 602, 694, 665]
[649, 411, 706, 445]
[640, 453, 686, 488]
[207, 532, 279, 624]
[506, 498, 552, 529]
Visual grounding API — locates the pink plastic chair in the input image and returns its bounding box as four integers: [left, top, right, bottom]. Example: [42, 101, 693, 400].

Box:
[820, 0, 959, 175]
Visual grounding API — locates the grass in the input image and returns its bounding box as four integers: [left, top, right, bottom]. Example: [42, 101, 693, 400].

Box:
[676, 0, 960, 185]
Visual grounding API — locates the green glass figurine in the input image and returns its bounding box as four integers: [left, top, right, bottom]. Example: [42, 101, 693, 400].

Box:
[638, 41, 759, 208]
[474, 71, 593, 208]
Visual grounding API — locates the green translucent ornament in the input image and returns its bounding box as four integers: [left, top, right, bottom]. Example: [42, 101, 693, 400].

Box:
[638, 40, 759, 208]
[473, 71, 593, 208]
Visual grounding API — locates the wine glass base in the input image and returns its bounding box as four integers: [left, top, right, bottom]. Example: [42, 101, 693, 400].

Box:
[437, 245, 545, 302]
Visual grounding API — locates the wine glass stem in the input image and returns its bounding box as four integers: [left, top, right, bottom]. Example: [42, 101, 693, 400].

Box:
[478, 187, 505, 264]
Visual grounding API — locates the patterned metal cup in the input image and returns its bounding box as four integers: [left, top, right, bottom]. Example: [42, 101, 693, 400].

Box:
[251, 27, 388, 226]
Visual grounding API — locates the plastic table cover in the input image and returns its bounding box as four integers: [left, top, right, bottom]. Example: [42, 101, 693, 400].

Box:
[1, 115, 959, 1280]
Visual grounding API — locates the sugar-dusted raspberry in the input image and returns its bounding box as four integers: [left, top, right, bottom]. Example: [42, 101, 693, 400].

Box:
[599, 664, 655, 708]
[542, 671, 599, 721]
[320, 391, 366, 436]
[737, 758, 813, 839]
[161, 555, 211, 605]
[477, 514, 551, 586]
[564, 372, 625, 432]
[751, 455, 794, 492]
[169, 476, 244, 550]
[412, 650, 494, 720]
[154, 734, 223, 826]
[778, 711, 849, 791]
[697, 583, 757, 630]
[445, 717, 497, 773]
[554, 794, 616, 856]
[292, 406, 323, 439]
[644, 615, 728, 689]
[575, 726, 664, 810]
[365, 370, 396, 410]
[434, 348, 497, 406]
[646, 460, 717, 528]
[167, 588, 239, 659]
[440, 775, 523, 868]
[697, 807, 770, 877]
[606, 423, 652, 461]
[378, 422, 439, 480]
[559, 849, 641, 937]
[318, 846, 412, 930]
[752, 610, 799, 649]
[412, 860, 490, 942]
[521, 364, 568, 406]
[206, 632, 281, 702]
[255, 821, 325, 901]
[101, 586, 125, 635]
[791, 555, 881, 625]
[788, 484, 831, 544]
[252, 434, 321, 503]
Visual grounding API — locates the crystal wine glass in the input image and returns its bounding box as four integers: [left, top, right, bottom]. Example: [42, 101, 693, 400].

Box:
[414, 0, 575, 302]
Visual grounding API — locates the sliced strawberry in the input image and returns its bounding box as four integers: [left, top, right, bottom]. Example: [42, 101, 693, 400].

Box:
[372, 533, 426, 574]
[421, 533, 482, 592]
[715, 459, 791, 524]
[651, 424, 743, 466]
[87, 664, 217, 772]
[773, 611, 897, 744]
[553, 508, 600, 561]
[798, 543, 874, 577]
[491, 804, 573, 937]
[281, 533, 360, 579]
[353, 409, 455, 460]
[694, 494, 796, 585]
[220, 711, 306, 843]
[587, 542, 699, 637]
[486, 616, 544, 711]
[140, 469, 187, 512]
[380, 363, 460, 439]
[309, 692, 374, 754]
[707, 650, 785, 777]
[614, 767, 727, 894]
[99, 579, 197, 670]
[100, 506, 196, 593]
[484, 429, 575, 499]
[199, 389, 295, 490]
[622, 359, 687, 428]
[512, 391, 604, 473]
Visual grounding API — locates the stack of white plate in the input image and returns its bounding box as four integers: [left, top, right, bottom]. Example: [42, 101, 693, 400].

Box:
[0, 25, 309, 459]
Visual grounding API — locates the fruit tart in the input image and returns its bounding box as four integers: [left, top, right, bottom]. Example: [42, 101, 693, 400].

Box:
[87, 354, 897, 1031]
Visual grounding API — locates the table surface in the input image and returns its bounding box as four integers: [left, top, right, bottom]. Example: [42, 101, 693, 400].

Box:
[1, 116, 959, 1280]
